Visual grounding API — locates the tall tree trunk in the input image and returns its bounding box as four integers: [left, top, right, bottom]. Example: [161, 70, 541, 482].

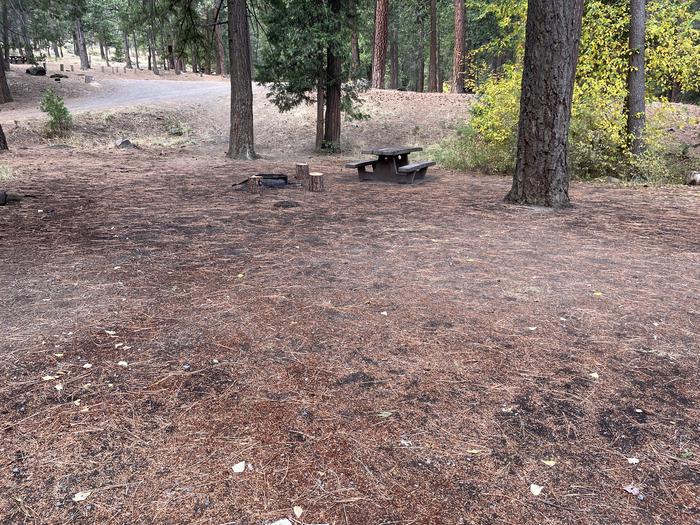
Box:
[371, 0, 389, 89]
[99, 40, 106, 60]
[133, 33, 140, 68]
[506, 0, 584, 208]
[75, 19, 90, 69]
[167, 44, 176, 70]
[323, 0, 342, 150]
[2, 0, 9, 70]
[17, 0, 34, 63]
[315, 74, 325, 152]
[104, 41, 110, 67]
[52, 41, 59, 59]
[123, 32, 133, 68]
[627, 0, 645, 156]
[148, 32, 159, 75]
[428, 0, 438, 92]
[214, 13, 226, 75]
[349, 0, 360, 79]
[389, 25, 398, 89]
[436, 23, 442, 90]
[452, 0, 465, 93]
[416, 14, 425, 92]
[227, 0, 256, 159]
[0, 58, 12, 103]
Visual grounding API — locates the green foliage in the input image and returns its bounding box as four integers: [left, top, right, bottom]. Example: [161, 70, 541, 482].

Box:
[39, 89, 72, 137]
[437, 65, 698, 183]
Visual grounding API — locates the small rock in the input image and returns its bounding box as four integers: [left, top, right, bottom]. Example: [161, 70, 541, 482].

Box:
[115, 138, 137, 149]
[686, 171, 700, 186]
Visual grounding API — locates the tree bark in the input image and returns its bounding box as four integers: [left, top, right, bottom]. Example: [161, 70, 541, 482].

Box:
[0, 58, 11, 103]
[227, 0, 256, 159]
[323, 0, 342, 150]
[315, 74, 325, 152]
[506, 0, 584, 208]
[123, 32, 133, 68]
[371, 0, 389, 89]
[428, 0, 438, 92]
[627, 0, 645, 156]
[349, 0, 360, 79]
[133, 34, 140, 68]
[416, 12, 425, 92]
[148, 32, 159, 75]
[75, 19, 90, 69]
[452, 0, 465, 93]
[2, 0, 9, 70]
[214, 16, 226, 75]
[389, 25, 398, 89]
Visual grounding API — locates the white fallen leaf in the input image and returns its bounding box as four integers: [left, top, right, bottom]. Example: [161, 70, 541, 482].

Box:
[530, 483, 543, 496]
[528, 326, 537, 331]
[42, 375, 58, 381]
[113, 266, 121, 270]
[105, 330, 117, 336]
[72, 490, 91, 502]
[627, 457, 640, 465]
[117, 361, 129, 368]
[380, 311, 388, 316]
[589, 372, 599, 380]
[634, 408, 643, 413]
[54, 383, 63, 391]
[559, 317, 567, 321]
[82, 363, 93, 369]
[541, 459, 556, 467]
[400, 439, 412, 447]
[232, 461, 246, 473]
[293, 505, 303, 518]
[378, 411, 393, 418]
[237, 273, 245, 278]
[54, 353, 64, 358]
[115, 343, 124, 348]
[466, 449, 481, 454]
[73, 399, 81, 406]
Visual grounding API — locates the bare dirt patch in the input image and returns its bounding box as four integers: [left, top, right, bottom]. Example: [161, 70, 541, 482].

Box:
[0, 147, 698, 524]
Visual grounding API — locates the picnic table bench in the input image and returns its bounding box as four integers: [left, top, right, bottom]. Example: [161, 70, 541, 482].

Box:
[9, 55, 27, 64]
[345, 146, 435, 184]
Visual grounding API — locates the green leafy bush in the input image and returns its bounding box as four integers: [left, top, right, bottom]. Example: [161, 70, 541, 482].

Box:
[39, 88, 72, 137]
[436, 66, 698, 183]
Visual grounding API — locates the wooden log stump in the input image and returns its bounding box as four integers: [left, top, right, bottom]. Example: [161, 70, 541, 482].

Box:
[247, 175, 263, 194]
[59, 64, 64, 71]
[308, 172, 324, 192]
[70, 65, 74, 71]
[295, 163, 309, 182]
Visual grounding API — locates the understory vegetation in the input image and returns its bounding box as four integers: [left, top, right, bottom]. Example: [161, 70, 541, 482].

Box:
[436, 0, 700, 183]
[39, 88, 72, 137]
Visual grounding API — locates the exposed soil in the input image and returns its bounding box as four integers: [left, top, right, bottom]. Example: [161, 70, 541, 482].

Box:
[0, 146, 698, 525]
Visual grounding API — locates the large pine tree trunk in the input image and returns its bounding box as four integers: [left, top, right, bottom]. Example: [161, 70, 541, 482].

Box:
[148, 31, 159, 75]
[0, 58, 12, 103]
[506, 0, 584, 208]
[428, 0, 438, 92]
[214, 13, 226, 75]
[315, 74, 325, 151]
[451, 0, 465, 93]
[133, 33, 140, 68]
[123, 32, 133, 68]
[323, 0, 342, 150]
[75, 19, 90, 69]
[389, 25, 398, 89]
[371, 0, 389, 89]
[416, 13, 425, 92]
[627, 0, 645, 156]
[227, 0, 256, 159]
[3, 0, 10, 70]
[349, 0, 360, 79]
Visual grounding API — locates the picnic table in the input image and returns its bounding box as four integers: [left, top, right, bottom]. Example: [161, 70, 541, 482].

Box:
[345, 146, 435, 184]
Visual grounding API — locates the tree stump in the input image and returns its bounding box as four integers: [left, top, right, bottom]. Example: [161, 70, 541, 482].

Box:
[295, 163, 309, 182]
[70, 65, 74, 72]
[59, 64, 64, 72]
[247, 175, 263, 194]
[308, 172, 324, 192]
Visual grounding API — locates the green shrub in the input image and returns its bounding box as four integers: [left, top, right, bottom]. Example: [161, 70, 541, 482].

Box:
[39, 88, 72, 137]
[436, 66, 698, 184]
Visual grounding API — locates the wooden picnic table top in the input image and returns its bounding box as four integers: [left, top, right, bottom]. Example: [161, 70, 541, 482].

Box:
[361, 146, 423, 157]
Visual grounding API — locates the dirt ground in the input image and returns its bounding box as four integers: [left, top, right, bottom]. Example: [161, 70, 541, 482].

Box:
[1, 67, 700, 524]
[0, 144, 698, 524]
